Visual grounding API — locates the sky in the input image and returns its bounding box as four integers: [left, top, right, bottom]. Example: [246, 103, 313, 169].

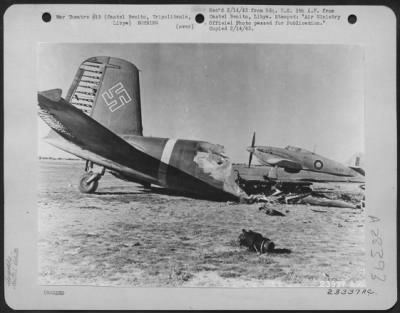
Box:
[38, 43, 364, 163]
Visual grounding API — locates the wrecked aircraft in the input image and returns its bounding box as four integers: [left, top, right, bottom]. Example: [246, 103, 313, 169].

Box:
[38, 56, 364, 208]
[233, 132, 365, 207]
[245, 132, 365, 183]
[38, 56, 247, 200]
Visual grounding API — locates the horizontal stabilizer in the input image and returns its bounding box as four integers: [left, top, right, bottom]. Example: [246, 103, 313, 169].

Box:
[346, 153, 365, 176]
[38, 89, 159, 179]
[40, 88, 62, 102]
[349, 166, 365, 176]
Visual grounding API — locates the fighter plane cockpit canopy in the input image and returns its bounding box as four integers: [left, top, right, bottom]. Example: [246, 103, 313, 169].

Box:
[284, 145, 313, 154]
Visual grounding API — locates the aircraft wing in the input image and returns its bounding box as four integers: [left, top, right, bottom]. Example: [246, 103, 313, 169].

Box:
[234, 165, 364, 184]
[235, 165, 302, 182]
[38, 89, 161, 181]
[265, 157, 303, 171]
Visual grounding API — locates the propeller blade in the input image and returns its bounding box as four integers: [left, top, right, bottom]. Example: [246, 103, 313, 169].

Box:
[247, 132, 256, 167]
[251, 131, 256, 147]
[248, 152, 253, 168]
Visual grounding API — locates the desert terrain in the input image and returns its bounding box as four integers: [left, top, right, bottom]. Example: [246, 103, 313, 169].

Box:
[38, 160, 365, 287]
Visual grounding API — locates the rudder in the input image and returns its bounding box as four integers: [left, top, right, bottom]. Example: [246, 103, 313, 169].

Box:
[66, 56, 143, 136]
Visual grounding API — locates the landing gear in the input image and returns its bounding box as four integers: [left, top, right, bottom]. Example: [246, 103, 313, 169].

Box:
[79, 161, 105, 193]
[141, 183, 151, 190]
[79, 172, 100, 193]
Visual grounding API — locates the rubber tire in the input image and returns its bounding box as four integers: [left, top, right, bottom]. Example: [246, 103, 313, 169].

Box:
[79, 172, 99, 193]
[141, 183, 151, 189]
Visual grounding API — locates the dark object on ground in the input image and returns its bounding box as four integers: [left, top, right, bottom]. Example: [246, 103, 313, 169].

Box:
[239, 229, 275, 254]
[311, 208, 328, 213]
[259, 205, 286, 216]
[268, 248, 292, 254]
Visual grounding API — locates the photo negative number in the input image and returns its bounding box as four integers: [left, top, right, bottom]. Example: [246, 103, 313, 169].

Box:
[102, 82, 132, 112]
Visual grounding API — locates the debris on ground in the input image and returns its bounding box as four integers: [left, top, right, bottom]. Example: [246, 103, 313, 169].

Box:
[238, 229, 275, 254]
[259, 204, 286, 216]
[311, 208, 328, 213]
[300, 195, 357, 209]
[246, 184, 364, 209]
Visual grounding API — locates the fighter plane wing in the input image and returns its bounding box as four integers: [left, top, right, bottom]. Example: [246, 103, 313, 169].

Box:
[266, 157, 303, 171]
[38, 89, 161, 180]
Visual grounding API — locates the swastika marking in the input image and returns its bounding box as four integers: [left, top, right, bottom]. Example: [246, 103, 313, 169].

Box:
[101, 82, 132, 112]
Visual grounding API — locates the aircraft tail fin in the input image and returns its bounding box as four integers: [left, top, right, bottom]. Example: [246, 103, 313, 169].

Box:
[349, 166, 365, 176]
[38, 89, 158, 181]
[346, 152, 365, 176]
[66, 56, 143, 136]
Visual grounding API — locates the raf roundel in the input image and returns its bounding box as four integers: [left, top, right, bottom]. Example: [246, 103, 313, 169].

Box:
[314, 160, 324, 170]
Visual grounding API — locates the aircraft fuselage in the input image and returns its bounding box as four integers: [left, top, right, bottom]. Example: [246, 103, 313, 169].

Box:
[39, 89, 245, 200]
[248, 145, 362, 177]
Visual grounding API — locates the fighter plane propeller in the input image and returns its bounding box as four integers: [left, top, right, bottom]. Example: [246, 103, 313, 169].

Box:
[247, 131, 256, 168]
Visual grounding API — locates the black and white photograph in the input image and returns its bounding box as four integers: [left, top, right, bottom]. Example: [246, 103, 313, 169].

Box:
[4, 4, 396, 310]
[37, 43, 366, 287]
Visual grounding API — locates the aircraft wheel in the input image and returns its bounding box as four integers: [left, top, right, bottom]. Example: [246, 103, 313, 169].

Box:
[79, 172, 99, 193]
[141, 183, 151, 189]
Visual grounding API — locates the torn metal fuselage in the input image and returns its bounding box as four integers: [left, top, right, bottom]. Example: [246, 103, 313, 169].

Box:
[38, 89, 247, 201]
[123, 136, 248, 200]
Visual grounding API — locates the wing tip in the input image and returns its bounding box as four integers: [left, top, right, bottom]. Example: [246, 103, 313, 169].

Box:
[38, 89, 63, 103]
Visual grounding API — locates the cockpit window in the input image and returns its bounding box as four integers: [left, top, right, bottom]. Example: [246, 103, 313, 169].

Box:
[285, 145, 313, 153]
[285, 145, 301, 152]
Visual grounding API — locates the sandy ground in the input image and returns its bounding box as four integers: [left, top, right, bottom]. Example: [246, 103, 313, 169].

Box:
[38, 160, 366, 287]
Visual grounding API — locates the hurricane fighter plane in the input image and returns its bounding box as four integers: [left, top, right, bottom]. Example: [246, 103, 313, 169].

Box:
[38, 56, 247, 201]
[236, 132, 365, 193]
[246, 132, 364, 178]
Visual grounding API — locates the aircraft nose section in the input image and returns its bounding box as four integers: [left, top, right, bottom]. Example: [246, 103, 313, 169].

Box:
[246, 146, 255, 153]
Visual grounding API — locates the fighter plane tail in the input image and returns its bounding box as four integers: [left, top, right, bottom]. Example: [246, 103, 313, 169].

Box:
[66, 56, 143, 136]
[346, 152, 365, 176]
[38, 89, 159, 182]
